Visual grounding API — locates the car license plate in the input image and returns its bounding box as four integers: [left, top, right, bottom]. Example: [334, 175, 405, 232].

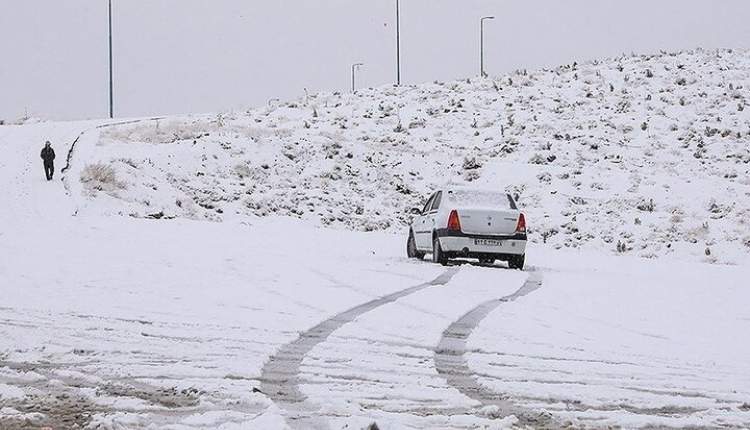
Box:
[475, 239, 502, 247]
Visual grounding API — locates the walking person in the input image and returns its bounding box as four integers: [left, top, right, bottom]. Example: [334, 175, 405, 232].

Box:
[40, 141, 56, 181]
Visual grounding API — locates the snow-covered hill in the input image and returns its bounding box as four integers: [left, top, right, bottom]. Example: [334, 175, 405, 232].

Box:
[67, 48, 750, 265]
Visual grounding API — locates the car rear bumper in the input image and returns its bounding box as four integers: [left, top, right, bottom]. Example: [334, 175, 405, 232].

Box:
[435, 229, 527, 257]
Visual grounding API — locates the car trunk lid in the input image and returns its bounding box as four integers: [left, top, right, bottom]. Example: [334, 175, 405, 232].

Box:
[446, 190, 520, 236]
[457, 208, 519, 235]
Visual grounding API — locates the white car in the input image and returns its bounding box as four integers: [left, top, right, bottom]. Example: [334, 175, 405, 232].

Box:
[407, 188, 527, 269]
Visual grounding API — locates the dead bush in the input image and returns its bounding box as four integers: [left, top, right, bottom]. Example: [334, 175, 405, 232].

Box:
[81, 163, 126, 193]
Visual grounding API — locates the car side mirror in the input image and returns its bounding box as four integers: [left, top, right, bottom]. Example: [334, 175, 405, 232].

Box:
[410, 207, 422, 215]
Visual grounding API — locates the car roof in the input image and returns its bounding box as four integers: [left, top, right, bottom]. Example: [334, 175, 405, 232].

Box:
[443, 187, 509, 195]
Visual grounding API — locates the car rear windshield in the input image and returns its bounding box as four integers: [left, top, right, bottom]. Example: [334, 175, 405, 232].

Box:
[447, 190, 514, 210]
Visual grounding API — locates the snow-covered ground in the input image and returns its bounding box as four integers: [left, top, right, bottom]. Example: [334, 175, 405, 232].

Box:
[468, 249, 750, 429]
[2, 49, 750, 429]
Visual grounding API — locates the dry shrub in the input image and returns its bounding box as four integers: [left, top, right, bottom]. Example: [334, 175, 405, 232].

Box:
[81, 163, 126, 193]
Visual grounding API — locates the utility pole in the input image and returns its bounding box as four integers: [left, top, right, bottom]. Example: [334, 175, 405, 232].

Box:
[351, 63, 364, 92]
[396, 0, 401, 85]
[480, 16, 495, 78]
[108, 0, 114, 118]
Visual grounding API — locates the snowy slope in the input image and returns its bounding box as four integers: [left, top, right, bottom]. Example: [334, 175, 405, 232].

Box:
[66, 48, 750, 264]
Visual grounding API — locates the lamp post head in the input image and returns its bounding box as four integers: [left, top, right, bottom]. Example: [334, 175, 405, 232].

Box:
[482, 16, 495, 21]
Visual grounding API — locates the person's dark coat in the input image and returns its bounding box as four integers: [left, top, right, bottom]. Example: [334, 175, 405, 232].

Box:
[41, 143, 56, 181]
[41, 146, 55, 164]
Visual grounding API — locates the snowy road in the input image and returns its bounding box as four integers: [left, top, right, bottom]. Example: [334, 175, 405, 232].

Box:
[435, 271, 552, 429]
[3, 231, 747, 429]
[260, 268, 458, 429]
[2, 223, 750, 429]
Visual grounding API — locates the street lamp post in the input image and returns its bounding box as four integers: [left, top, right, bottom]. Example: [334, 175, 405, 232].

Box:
[480, 16, 495, 78]
[351, 63, 364, 92]
[108, 0, 114, 118]
[396, 0, 401, 86]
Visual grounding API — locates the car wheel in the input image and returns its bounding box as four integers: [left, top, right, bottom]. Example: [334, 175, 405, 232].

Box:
[432, 237, 448, 266]
[407, 231, 425, 259]
[479, 258, 495, 265]
[508, 254, 525, 270]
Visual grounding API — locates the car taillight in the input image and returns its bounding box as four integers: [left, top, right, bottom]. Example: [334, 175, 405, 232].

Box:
[516, 213, 526, 233]
[447, 209, 462, 231]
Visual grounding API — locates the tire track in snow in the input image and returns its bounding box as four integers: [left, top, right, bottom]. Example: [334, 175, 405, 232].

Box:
[434, 269, 556, 428]
[260, 267, 459, 429]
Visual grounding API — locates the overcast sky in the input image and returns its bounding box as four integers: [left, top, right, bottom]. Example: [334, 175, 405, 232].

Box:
[2, 0, 749, 121]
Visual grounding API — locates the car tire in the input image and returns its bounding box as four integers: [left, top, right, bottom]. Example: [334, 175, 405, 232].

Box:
[407, 231, 425, 259]
[432, 237, 448, 266]
[508, 254, 525, 270]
